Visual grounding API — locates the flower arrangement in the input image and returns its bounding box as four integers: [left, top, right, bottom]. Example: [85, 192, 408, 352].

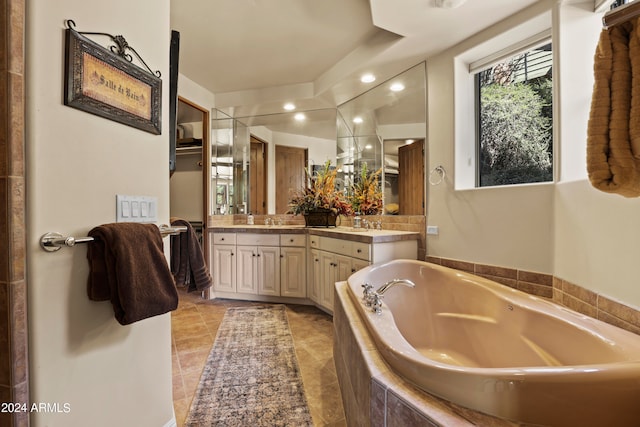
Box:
[288, 160, 353, 217]
[349, 162, 383, 215]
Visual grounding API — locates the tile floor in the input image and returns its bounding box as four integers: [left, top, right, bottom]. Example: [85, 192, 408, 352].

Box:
[171, 288, 347, 426]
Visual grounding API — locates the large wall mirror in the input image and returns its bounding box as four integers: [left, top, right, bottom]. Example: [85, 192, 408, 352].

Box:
[210, 62, 426, 216]
[337, 62, 426, 215]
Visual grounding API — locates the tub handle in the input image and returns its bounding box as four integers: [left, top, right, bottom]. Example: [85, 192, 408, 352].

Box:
[361, 283, 374, 306]
[371, 294, 384, 315]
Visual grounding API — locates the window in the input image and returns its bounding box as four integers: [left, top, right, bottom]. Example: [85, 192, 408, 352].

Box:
[475, 43, 553, 187]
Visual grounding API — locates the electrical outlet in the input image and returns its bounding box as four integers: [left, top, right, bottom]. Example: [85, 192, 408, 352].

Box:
[427, 225, 439, 235]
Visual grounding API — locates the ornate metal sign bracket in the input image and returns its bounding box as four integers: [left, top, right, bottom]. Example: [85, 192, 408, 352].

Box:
[65, 19, 161, 78]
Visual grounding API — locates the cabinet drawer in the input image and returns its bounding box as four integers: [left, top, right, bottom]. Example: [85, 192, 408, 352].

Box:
[212, 233, 236, 245]
[236, 233, 279, 246]
[352, 242, 371, 261]
[320, 236, 352, 255]
[280, 234, 306, 247]
[308, 235, 320, 248]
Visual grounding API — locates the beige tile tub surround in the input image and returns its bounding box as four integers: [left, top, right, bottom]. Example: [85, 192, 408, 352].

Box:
[0, 1, 28, 426]
[427, 256, 640, 336]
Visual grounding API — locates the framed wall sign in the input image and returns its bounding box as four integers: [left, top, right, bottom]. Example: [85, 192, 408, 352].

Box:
[63, 22, 162, 134]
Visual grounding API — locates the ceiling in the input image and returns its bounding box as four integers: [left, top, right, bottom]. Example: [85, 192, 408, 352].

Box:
[171, 0, 542, 118]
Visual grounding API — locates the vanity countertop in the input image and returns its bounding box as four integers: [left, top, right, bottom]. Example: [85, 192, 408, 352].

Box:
[209, 225, 420, 244]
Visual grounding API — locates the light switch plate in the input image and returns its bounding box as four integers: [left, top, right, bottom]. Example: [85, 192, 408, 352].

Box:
[116, 194, 158, 223]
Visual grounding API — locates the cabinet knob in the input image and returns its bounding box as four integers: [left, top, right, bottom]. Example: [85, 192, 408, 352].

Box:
[257, 253, 261, 257]
[357, 249, 362, 253]
[290, 239, 294, 242]
[280, 254, 284, 258]
[252, 253, 256, 257]
[231, 252, 234, 256]
[221, 238, 225, 241]
[351, 268, 356, 273]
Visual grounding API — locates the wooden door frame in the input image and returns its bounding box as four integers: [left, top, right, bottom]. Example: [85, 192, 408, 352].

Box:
[250, 135, 268, 214]
[177, 96, 211, 298]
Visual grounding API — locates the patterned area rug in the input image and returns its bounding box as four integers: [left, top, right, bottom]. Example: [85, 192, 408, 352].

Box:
[185, 305, 313, 426]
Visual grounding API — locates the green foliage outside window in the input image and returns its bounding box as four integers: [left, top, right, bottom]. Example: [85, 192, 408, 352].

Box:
[477, 43, 553, 187]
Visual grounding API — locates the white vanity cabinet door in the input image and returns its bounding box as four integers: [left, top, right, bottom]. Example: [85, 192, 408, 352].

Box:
[309, 249, 321, 303]
[281, 247, 306, 298]
[236, 245, 280, 295]
[319, 251, 336, 310]
[318, 252, 352, 311]
[212, 244, 236, 292]
[257, 246, 280, 296]
[236, 246, 259, 294]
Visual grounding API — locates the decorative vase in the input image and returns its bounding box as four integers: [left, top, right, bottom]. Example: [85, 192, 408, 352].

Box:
[303, 209, 337, 227]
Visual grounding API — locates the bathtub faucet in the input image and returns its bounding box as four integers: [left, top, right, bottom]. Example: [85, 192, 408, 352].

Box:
[371, 279, 416, 314]
[376, 278, 416, 295]
[361, 283, 375, 307]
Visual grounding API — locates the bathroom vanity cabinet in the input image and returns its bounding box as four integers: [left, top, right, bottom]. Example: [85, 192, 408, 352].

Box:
[209, 226, 419, 311]
[210, 229, 308, 301]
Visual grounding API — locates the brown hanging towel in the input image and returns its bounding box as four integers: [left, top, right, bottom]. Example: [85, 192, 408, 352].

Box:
[87, 222, 178, 325]
[587, 19, 640, 197]
[169, 217, 212, 293]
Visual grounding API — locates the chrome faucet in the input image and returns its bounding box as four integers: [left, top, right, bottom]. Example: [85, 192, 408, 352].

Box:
[370, 278, 416, 314]
[361, 283, 375, 306]
[375, 278, 416, 295]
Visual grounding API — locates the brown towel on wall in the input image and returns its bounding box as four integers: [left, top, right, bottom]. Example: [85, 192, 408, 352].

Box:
[170, 218, 212, 293]
[587, 19, 640, 197]
[87, 223, 178, 325]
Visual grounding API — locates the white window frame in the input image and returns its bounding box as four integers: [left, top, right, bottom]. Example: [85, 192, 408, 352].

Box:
[454, 13, 553, 190]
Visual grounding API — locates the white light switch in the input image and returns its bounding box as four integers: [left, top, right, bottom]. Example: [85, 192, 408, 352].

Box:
[121, 200, 131, 218]
[116, 195, 158, 223]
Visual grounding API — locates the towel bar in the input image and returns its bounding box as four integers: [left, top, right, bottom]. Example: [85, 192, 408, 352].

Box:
[40, 224, 188, 252]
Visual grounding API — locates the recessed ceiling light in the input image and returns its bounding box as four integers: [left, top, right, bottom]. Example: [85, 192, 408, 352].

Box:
[294, 113, 306, 121]
[353, 117, 363, 124]
[284, 103, 295, 111]
[390, 82, 405, 92]
[361, 73, 376, 83]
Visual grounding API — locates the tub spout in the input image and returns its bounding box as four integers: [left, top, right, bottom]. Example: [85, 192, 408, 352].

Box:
[371, 279, 416, 314]
[376, 278, 416, 295]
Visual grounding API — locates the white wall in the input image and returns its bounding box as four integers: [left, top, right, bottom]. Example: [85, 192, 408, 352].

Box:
[26, 1, 175, 426]
[178, 73, 216, 111]
[554, 1, 640, 307]
[426, 1, 555, 274]
[426, 0, 640, 308]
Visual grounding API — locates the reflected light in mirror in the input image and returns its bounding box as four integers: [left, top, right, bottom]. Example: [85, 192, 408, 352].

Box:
[406, 139, 415, 144]
[390, 82, 405, 92]
[294, 112, 306, 121]
[353, 116, 363, 124]
[283, 103, 295, 111]
[361, 73, 376, 83]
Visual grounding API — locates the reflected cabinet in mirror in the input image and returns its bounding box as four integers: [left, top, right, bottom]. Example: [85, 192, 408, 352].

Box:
[209, 62, 426, 217]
